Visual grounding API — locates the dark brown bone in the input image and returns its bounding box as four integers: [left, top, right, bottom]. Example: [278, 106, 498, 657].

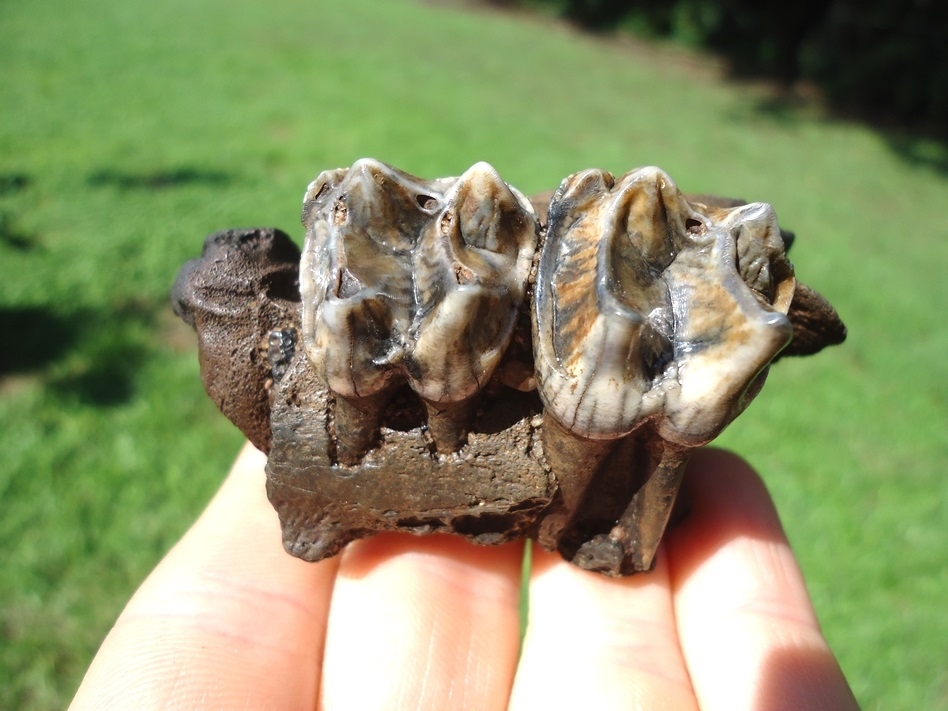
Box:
[172, 227, 301, 452]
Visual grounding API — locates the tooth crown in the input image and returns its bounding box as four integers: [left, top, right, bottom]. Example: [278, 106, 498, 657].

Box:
[533, 166, 795, 445]
[299, 159, 538, 404]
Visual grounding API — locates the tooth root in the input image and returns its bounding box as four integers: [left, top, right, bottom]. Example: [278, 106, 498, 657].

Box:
[536, 415, 617, 550]
[610, 444, 689, 573]
[422, 396, 478, 455]
[567, 444, 689, 576]
[331, 390, 394, 466]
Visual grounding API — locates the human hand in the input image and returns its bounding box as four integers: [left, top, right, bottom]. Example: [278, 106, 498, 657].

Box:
[70, 443, 859, 710]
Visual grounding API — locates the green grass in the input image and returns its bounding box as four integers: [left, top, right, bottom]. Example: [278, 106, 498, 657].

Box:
[2, 0, 946, 708]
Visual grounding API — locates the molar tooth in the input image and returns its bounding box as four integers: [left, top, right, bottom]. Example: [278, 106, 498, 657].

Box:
[534, 165, 797, 574]
[301, 159, 537, 458]
[535, 168, 678, 441]
[300, 162, 420, 461]
[409, 162, 538, 451]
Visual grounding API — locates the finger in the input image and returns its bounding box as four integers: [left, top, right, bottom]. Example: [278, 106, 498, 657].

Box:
[667, 448, 859, 711]
[70, 442, 340, 710]
[509, 543, 698, 711]
[318, 533, 525, 711]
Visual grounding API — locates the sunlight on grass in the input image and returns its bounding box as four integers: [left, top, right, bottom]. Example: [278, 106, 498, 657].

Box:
[2, 0, 946, 708]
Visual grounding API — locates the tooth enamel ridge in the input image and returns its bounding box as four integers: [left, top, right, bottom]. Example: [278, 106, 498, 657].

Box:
[173, 159, 846, 576]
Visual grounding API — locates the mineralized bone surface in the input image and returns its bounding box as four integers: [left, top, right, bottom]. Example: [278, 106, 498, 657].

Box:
[173, 160, 846, 576]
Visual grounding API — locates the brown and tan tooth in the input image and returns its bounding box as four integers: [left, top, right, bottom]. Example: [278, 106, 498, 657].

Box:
[534, 166, 796, 574]
[300, 159, 537, 459]
[656, 199, 795, 448]
[534, 167, 686, 442]
[300, 160, 422, 461]
[409, 162, 538, 452]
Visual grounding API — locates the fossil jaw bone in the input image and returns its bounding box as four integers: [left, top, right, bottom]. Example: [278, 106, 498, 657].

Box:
[299, 159, 538, 459]
[173, 161, 849, 576]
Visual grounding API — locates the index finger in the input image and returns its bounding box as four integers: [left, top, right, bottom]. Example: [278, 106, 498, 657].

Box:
[70, 442, 339, 709]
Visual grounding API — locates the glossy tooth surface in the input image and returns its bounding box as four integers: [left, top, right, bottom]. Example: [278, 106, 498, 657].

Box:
[533, 166, 795, 445]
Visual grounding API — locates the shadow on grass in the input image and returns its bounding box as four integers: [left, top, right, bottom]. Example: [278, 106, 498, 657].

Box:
[0, 173, 31, 195]
[0, 173, 38, 251]
[733, 92, 948, 177]
[883, 133, 948, 175]
[50, 342, 149, 406]
[0, 307, 79, 375]
[0, 210, 37, 251]
[504, 1, 948, 178]
[87, 167, 234, 190]
[0, 302, 156, 407]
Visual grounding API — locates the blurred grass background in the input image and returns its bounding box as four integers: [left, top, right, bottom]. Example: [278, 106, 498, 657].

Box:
[1, 0, 945, 708]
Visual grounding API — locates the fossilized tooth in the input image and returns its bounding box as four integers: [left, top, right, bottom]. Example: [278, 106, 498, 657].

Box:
[299, 161, 424, 461]
[534, 165, 794, 444]
[299, 159, 538, 457]
[409, 163, 538, 450]
[300, 161, 428, 400]
[533, 166, 795, 573]
[535, 166, 679, 442]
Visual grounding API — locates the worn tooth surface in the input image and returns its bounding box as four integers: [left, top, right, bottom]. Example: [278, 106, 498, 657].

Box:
[301, 160, 418, 400]
[534, 166, 794, 443]
[534, 167, 685, 440]
[300, 159, 537, 456]
[410, 162, 537, 402]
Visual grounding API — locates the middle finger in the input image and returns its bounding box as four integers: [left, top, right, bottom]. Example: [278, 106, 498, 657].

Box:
[510, 543, 697, 711]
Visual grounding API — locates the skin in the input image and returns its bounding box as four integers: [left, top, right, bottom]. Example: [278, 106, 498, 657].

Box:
[70, 444, 860, 711]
